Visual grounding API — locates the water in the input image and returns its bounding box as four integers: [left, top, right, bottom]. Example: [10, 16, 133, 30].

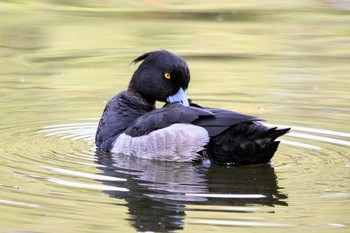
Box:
[1, 1, 349, 232]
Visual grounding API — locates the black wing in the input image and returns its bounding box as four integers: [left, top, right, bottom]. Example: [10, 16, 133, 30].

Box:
[124, 103, 262, 137]
[193, 108, 263, 137]
[124, 103, 214, 137]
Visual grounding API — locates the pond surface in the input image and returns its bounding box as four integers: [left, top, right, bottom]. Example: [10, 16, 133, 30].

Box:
[1, 1, 349, 232]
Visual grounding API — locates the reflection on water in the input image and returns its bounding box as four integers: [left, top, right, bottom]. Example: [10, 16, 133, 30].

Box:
[1, 0, 350, 232]
[97, 151, 287, 232]
[36, 119, 348, 232]
[33, 118, 350, 232]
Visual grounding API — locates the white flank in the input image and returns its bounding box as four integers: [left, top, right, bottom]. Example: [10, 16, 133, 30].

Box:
[111, 123, 209, 162]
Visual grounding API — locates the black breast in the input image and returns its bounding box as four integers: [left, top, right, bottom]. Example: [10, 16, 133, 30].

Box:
[95, 91, 154, 151]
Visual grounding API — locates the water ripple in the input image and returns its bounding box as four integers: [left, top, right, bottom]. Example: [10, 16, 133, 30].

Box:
[0, 199, 40, 208]
[1, 117, 348, 232]
[42, 166, 126, 181]
[185, 193, 266, 198]
[47, 178, 128, 192]
[40, 118, 350, 151]
[189, 219, 294, 227]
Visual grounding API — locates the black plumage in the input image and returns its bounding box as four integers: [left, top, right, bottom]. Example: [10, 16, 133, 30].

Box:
[204, 122, 290, 165]
[95, 91, 155, 151]
[124, 103, 214, 137]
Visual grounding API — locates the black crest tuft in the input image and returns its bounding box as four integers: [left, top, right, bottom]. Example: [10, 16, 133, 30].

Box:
[132, 52, 153, 64]
[132, 50, 170, 64]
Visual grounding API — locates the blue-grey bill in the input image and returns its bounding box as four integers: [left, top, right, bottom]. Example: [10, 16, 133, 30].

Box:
[167, 88, 190, 106]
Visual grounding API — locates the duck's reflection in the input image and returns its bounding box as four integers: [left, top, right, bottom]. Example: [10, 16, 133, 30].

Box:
[96, 151, 287, 232]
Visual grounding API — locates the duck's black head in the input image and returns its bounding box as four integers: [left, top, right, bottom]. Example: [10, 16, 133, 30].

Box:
[128, 50, 190, 104]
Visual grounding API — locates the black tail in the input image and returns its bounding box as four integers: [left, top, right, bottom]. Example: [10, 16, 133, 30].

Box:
[261, 127, 290, 141]
[205, 122, 290, 165]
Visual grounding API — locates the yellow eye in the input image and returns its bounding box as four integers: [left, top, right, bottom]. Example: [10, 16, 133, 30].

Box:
[164, 73, 171, 79]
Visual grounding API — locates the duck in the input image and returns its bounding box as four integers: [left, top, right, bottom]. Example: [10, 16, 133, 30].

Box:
[95, 50, 290, 165]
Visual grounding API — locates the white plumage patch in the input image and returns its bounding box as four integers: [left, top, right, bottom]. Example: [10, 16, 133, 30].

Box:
[111, 123, 209, 162]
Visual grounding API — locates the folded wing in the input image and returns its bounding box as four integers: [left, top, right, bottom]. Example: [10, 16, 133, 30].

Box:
[124, 103, 262, 137]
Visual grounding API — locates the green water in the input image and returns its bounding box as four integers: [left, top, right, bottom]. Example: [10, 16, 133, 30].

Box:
[1, 1, 349, 232]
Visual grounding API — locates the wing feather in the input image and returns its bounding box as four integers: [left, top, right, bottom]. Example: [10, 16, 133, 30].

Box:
[124, 103, 262, 138]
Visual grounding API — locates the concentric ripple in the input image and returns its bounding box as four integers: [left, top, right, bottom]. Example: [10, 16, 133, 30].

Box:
[38, 118, 350, 148]
[37, 118, 350, 200]
[1, 116, 349, 232]
[0, 117, 129, 231]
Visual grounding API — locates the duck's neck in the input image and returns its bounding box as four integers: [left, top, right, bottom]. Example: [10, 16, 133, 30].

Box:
[127, 87, 156, 110]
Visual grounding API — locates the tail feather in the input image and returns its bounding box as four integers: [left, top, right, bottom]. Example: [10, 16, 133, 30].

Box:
[205, 123, 290, 165]
[261, 127, 290, 141]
